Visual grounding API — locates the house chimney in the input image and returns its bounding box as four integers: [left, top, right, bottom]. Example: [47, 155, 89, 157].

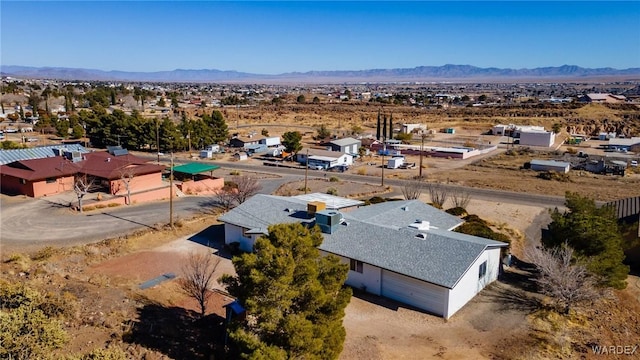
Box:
[106, 157, 111, 162]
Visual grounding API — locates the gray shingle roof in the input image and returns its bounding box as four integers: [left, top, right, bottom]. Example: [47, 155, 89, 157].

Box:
[219, 194, 507, 289]
[344, 199, 463, 230]
[0, 144, 88, 165]
[318, 222, 505, 288]
[217, 194, 310, 230]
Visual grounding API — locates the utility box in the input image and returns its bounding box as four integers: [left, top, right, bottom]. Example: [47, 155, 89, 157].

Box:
[316, 210, 342, 234]
[387, 157, 405, 169]
[307, 201, 326, 216]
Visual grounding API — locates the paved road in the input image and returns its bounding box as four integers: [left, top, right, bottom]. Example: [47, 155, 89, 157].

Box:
[0, 158, 570, 252]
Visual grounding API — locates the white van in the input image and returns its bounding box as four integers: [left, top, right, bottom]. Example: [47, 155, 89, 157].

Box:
[631, 160, 638, 167]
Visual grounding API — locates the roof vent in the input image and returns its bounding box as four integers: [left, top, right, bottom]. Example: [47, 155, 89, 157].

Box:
[409, 220, 431, 231]
[401, 206, 409, 211]
[415, 233, 428, 240]
[106, 157, 111, 162]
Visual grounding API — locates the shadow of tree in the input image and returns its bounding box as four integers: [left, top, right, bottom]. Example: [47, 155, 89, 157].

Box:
[480, 257, 544, 313]
[124, 300, 226, 359]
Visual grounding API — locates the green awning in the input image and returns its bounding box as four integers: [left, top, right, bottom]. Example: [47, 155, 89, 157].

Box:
[171, 162, 220, 175]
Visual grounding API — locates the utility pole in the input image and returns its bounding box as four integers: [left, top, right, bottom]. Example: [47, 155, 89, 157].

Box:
[156, 120, 160, 163]
[169, 152, 174, 229]
[304, 149, 309, 194]
[381, 137, 385, 187]
[187, 129, 191, 153]
[419, 133, 425, 179]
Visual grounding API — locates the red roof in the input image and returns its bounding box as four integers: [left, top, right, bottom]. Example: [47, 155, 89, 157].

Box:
[77, 152, 165, 180]
[0, 157, 80, 181]
[0, 151, 165, 182]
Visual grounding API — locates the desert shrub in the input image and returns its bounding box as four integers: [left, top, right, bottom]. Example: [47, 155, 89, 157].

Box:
[326, 188, 338, 195]
[357, 168, 367, 175]
[566, 147, 577, 155]
[446, 207, 468, 217]
[230, 170, 240, 176]
[4, 253, 24, 263]
[66, 347, 128, 360]
[456, 214, 511, 250]
[297, 186, 310, 192]
[31, 246, 56, 261]
[224, 181, 239, 189]
[95, 204, 107, 209]
[537, 171, 571, 182]
[329, 176, 340, 182]
[83, 206, 96, 211]
[365, 196, 386, 205]
[0, 279, 42, 309]
[107, 203, 120, 208]
[0, 306, 69, 359]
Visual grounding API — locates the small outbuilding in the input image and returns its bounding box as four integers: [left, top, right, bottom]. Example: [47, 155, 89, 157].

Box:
[530, 159, 570, 173]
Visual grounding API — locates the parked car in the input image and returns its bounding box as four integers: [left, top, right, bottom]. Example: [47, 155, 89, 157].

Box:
[631, 160, 638, 167]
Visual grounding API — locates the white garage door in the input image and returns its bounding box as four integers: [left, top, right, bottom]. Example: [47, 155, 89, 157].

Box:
[381, 270, 446, 316]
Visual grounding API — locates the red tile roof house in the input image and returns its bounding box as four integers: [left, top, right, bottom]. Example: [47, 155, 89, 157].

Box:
[0, 157, 80, 197]
[78, 151, 166, 199]
[1, 150, 173, 208]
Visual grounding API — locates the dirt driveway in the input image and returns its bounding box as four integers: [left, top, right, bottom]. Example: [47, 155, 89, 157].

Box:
[341, 272, 533, 360]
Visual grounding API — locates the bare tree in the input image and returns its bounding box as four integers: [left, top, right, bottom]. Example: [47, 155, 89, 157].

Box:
[450, 188, 471, 209]
[118, 166, 136, 205]
[214, 184, 237, 211]
[180, 252, 221, 317]
[525, 244, 599, 314]
[427, 183, 448, 209]
[232, 175, 262, 204]
[74, 175, 96, 213]
[401, 179, 426, 200]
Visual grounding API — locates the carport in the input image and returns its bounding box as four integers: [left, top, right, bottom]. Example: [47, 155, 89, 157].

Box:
[171, 162, 220, 181]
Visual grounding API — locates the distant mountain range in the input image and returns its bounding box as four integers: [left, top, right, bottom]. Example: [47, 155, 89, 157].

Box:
[2, 64, 639, 83]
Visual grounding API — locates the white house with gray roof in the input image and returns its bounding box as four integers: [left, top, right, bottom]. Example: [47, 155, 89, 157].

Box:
[218, 194, 508, 319]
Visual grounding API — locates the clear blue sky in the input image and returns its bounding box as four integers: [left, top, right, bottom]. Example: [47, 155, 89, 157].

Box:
[2, 1, 639, 74]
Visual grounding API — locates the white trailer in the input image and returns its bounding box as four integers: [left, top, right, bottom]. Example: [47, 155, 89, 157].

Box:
[387, 157, 405, 169]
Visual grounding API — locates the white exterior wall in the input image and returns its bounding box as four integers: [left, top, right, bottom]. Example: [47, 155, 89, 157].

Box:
[261, 137, 281, 146]
[381, 270, 448, 317]
[492, 125, 508, 135]
[224, 223, 257, 252]
[445, 247, 502, 318]
[348, 144, 358, 154]
[530, 163, 570, 173]
[519, 131, 555, 147]
[319, 252, 382, 295]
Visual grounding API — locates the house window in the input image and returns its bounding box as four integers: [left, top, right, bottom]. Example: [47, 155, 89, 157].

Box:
[20, 179, 27, 185]
[478, 261, 487, 279]
[350, 259, 363, 273]
[46, 177, 56, 184]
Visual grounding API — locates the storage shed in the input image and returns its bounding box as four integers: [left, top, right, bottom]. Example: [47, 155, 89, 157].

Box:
[530, 159, 570, 173]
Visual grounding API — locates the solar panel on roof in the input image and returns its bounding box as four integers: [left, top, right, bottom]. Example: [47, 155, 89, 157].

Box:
[113, 149, 129, 156]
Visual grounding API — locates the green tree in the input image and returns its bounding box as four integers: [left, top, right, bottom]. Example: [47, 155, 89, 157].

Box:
[544, 192, 629, 289]
[552, 123, 562, 134]
[207, 110, 229, 143]
[222, 223, 352, 360]
[376, 109, 381, 140]
[0, 280, 70, 360]
[261, 128, 269, 136]
[282, 131, 303, 154]
[316, 124, 331, 139]
[312, 96, 320, 104]
[297, 94, 306, 104]
[157, 97, 166, 107]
